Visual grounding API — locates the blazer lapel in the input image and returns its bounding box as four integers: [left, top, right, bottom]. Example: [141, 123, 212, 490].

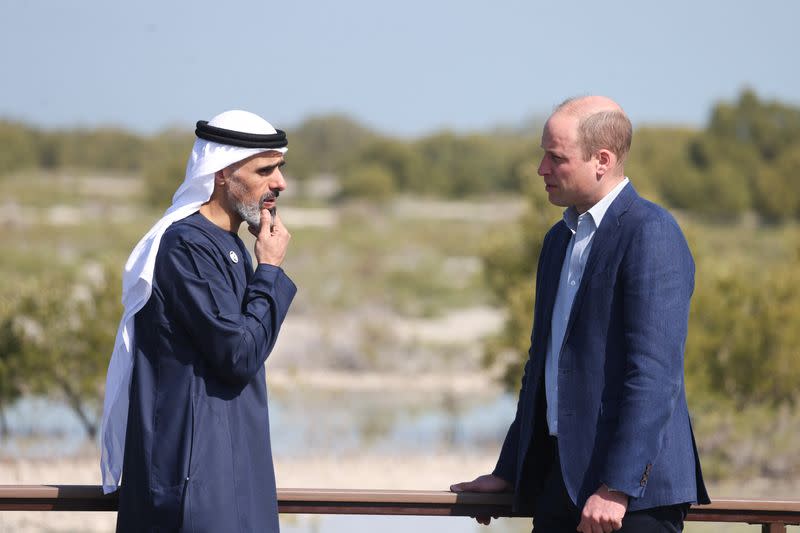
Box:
[562, 183, 639, 342]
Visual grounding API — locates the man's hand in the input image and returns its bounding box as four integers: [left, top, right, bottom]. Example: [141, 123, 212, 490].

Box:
[250, 208, 290, 266]
[450, 474, 511, 526]
[577, 484, 628, 533]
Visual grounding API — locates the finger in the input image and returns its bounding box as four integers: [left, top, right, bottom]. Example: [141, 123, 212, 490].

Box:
[271, 211, 284, 232]
[612, 518, 623, 530]
[451, 481, 474, 492]
[455, 480, 481, 492]
[577, 517, 599, 533]
[578, 510, 591, 532]
[258, 207, 273, 238]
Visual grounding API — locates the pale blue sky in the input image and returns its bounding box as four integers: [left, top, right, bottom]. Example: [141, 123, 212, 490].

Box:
[1, 0, 798, 136]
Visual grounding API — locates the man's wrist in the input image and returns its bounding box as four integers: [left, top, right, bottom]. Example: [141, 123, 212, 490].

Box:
[601, 484, 629, 504]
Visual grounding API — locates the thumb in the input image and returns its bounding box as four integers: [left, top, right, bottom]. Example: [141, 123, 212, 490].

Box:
[450, 482, 470, 492]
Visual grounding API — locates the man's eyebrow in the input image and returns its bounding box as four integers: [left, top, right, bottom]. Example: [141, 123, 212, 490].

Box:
[542, 148, 565, 157]
[257, 160, 286, 172]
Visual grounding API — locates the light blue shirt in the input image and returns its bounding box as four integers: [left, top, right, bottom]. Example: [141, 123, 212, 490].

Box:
[545, 178, 629, 436]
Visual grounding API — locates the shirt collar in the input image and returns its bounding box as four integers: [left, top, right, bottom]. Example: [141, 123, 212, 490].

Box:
[563, 177, 630, 233]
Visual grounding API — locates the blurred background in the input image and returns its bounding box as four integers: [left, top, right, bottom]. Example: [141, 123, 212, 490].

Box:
[1, 1, 799, 531]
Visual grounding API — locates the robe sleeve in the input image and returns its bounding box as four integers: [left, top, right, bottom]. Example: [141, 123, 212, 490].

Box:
[157, 236, 297, 386]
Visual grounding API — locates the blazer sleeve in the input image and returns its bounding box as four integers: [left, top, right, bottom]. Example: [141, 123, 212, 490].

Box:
[159, 237, 297, 387]
[600, 215, 694, 498]
[493, 355, 532, 484]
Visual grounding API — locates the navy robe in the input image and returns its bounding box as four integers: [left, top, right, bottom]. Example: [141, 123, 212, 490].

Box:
[117, 212, 296, 533]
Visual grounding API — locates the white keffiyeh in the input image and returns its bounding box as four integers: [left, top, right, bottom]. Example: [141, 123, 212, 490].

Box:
[100, 110, 287, 493]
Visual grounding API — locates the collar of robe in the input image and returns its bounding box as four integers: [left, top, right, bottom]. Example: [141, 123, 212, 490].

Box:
[195, 120, 288, 149]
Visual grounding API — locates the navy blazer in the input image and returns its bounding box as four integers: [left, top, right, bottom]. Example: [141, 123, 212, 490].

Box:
[493, 183, 710, 513]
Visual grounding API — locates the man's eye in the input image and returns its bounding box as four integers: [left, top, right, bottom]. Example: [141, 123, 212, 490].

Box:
[260, 162, 285, 175]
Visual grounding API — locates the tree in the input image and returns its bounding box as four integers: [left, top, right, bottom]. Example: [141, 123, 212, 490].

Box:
[141, 129, 195, 209]
[0, 290, 29, 436]
[709, 89, 800, 162]
[699, 89, 800, 219]
[343, 138, 425, 191]
[0, 120, 39, 177]
[686, 248, 800, 407]
[36, 128, 147, 172]
[5, 263, 121, 438]
[751, 143, 800, 221]
[413, 133, 523, 196]
[287, 114, 379, 181]
[337, 163, 396, 203]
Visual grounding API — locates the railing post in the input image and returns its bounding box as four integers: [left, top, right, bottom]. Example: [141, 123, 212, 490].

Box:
[762, 523, 786, 533]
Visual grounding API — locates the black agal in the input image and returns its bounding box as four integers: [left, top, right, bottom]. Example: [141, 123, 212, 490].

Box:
[195, 121, 288, 149]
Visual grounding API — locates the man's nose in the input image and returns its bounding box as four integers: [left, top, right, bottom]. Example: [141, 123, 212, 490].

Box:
[537, 159, 547, 176]
[271, 169, 287, 191]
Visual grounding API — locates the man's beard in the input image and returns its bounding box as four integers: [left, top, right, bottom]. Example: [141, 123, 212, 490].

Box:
[227, 178, 279, 230]
[234, 200, 261, 229]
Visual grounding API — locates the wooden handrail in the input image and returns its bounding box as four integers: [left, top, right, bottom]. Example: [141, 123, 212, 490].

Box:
[1, 486, 799, 530]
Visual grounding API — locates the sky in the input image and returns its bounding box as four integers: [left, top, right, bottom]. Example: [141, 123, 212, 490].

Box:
[1, 0, 798, 137]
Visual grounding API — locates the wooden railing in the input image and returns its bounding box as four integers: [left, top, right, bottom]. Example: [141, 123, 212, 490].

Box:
[1, 486, 799, 532]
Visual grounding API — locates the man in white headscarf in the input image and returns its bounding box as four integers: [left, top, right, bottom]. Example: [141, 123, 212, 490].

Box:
[101, 110, 296, 532]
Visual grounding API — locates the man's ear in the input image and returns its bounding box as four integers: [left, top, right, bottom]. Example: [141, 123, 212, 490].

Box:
[595, 149, 614, 177]
[215, 169, 226, 186]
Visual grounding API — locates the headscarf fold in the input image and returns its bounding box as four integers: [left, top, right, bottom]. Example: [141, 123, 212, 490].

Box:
[100, 110, 287, 493]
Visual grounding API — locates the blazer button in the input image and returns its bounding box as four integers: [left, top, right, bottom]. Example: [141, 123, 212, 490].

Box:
[640, 464, 651, 487]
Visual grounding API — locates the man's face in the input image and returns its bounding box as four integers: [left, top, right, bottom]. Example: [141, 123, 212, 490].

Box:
[224, 151, 286, 229]
[537, 113, 601, 213]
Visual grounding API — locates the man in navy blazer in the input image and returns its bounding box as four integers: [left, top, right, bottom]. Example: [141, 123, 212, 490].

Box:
[452, 96, 709, 532]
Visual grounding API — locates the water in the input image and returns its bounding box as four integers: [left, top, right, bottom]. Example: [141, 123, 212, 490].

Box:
[2, 388, 516, 458]
[1, 397, 90, 458]
[269, 388, 516, 457]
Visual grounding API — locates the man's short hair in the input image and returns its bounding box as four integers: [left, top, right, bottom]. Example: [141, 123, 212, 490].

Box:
[557, 97, 633, 162]
[577, 110, 632, 162]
